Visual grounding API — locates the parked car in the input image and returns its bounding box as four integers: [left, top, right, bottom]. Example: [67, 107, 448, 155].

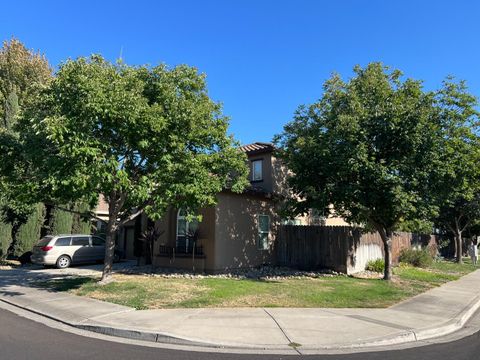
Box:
[31, 234, 123, 269]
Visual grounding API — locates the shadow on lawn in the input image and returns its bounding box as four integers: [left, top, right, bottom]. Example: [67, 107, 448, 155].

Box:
[33, 277, 96, 292]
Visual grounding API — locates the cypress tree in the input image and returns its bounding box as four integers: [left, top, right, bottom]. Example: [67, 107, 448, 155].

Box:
[3, 91, 19, 130]
[0, 220, 12, 260]
[14, 203, 45, 256]
[71, 202, 92, 234]
[48, 205, 74, 235]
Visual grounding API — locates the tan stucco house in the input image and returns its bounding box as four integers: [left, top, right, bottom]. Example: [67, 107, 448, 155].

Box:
[113, 142, 347, 273]
[134, 142, 344, 273]
[152, 142, 284, 273]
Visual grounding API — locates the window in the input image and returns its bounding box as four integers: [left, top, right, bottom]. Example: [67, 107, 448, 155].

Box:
[37, 237, 53, 247]
[92, 237, 105, 246]
[176, 209, 199, 253]
[310, 209, 327, 226]
[71, 237, 90, 246]
[282, 218, 302, 225]
[258, 215, 270, 250]
[251, 159, 263, 181]
[54, 237, 71, 246]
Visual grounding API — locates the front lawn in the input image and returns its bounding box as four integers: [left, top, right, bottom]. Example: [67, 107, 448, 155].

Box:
[37, 258, 476, 310]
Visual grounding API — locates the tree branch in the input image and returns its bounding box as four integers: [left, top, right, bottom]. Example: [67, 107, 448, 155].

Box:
[117, 208, 144, 228]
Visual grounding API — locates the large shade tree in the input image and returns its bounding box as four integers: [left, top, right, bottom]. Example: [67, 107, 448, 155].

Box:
[0, 38, 52, 257]
[433, 79, 480, 262]
[275, 63, 441, 280]
[14, 55, 249, 282]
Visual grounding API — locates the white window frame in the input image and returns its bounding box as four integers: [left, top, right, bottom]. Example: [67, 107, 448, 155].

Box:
[251, 159, 263, 181]
[257, 214, 270, 250]
[176, 209, 189, 252]
[176, 208, 198, 252]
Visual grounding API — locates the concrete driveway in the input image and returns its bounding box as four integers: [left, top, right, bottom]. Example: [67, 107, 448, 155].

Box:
[0, 260, 138, 284]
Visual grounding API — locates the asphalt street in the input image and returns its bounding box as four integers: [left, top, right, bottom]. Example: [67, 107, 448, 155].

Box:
[2, 307, 480, 360]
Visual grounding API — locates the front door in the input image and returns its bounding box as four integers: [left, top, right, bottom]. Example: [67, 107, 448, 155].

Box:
[125, 227, 136, 260]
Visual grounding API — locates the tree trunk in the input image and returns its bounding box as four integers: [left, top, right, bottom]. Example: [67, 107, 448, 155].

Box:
[379, 228, 393, 280]
[100, 201, 119, 284]
[455, 231, 463, 264]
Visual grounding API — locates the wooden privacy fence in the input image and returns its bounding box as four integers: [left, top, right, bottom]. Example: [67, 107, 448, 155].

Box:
[275, 225, 438, 274]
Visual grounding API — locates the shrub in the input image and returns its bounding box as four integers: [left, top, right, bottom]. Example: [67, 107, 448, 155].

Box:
[365, 258, 385, 273]
[15, 203, 46, 256]
[71, 202, 92, 234]
[0, 221, 12, 260]
[399, 248, 433, 268]
[48, 205, 73, 235]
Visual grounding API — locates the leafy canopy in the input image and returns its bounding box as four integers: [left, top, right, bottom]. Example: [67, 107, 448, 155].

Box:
[433, 79, 480, 236]
[0, 38, 52, 227]
[275, 63, 441, 232]
[0, 38, 52, 124]
[16, 55, 249, 222]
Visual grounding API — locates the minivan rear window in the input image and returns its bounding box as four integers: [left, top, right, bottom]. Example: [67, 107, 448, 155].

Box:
[36, 237, 53, 246]
[55, 237, 71, 246]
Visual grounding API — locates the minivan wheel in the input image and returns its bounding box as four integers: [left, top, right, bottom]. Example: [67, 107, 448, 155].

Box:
[56, 255, 71, 269]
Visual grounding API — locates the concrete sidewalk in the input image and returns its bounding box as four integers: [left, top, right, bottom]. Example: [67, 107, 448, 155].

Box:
[1, 267, 480, 355]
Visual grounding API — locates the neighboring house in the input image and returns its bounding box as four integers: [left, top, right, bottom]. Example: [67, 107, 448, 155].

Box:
[93, 194, 147, 260]
[93, 195, 109, 234]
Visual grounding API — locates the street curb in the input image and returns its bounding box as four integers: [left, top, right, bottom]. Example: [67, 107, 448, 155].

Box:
[0, 296, 287, 350]
[2, 292, 480, 353]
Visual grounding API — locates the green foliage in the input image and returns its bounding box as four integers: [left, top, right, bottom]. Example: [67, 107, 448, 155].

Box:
[3, 91, 19, 130]
[399, 248, 433, 268]
[0, 38, 52, 122]
[431, 79, 480, 261]
[365, 258, 385, 273]
[14, 203, 45, 256]
[0, 220, 12, 259]
[275, 63, 440, 229]
[71, 202, 92, 234]
[14, 55, 249, 279]
[275, 63, 442, 279]
[397, 219, 433, 234]
[0, 38, 52, 257]
[47, 205, 73, 235]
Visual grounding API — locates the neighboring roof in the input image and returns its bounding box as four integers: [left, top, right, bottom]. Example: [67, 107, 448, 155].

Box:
[239, 142, 275, 155]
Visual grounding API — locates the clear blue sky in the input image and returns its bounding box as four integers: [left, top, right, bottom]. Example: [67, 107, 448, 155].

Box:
[2, 1, 479, 145]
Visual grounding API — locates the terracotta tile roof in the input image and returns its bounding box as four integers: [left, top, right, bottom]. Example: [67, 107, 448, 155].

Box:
[239, 142, 275, 154]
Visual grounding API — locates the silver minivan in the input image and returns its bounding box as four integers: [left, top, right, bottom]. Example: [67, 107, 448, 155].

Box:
[31, 234, 121, 269]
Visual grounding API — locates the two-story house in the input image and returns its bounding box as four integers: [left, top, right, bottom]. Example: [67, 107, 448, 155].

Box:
[152, 142, 284, 273]
[115, 142, 348, 273]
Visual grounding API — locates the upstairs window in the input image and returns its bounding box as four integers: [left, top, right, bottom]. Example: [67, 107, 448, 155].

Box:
[251, 159, 263, 181]
[310, 209, 327, 226]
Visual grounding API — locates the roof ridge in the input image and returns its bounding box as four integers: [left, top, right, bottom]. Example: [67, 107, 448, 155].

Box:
[239, 142, 275, 154]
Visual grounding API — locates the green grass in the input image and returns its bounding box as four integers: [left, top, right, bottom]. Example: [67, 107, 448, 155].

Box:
[37, 258, 477, 310]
